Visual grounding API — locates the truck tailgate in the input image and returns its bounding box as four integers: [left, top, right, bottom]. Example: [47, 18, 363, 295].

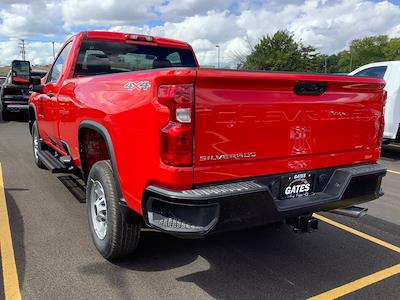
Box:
[194, 70, 385, 184]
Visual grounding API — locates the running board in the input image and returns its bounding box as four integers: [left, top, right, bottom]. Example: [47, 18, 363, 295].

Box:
[37, 150, 69, 173]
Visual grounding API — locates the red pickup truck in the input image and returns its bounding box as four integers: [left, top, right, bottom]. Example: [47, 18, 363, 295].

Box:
[25, 31, 386, 259]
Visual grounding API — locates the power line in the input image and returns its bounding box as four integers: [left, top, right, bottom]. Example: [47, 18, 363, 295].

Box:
[14, 39, 58, 61]
[216, 45, 220, 68]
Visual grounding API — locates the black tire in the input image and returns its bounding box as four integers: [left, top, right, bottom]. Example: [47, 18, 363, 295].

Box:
[32, 121, 46, 169]
[86, 160, 141, 260]
[2, 107, 10, 121]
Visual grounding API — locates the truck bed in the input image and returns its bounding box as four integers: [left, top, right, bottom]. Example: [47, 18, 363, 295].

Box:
[194, 69, 385, 184]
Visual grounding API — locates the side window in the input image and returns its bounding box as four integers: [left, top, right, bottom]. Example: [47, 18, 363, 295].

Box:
[354, 66, 387, 79]
[47, 43, 72, 83]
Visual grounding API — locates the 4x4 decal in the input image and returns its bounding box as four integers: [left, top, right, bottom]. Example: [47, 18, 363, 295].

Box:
[124, 81, 151, 91]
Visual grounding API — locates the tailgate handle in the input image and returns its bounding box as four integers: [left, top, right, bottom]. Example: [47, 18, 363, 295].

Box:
[295, 82, 327, 95]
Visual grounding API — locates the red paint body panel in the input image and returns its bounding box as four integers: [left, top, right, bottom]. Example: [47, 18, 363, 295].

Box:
[194, 70, 384, 184]
[32, 68, 197, 214]
[29, 31, 385, 216]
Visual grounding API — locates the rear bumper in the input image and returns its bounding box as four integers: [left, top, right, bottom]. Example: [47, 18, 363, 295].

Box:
[5, 104, 29, 111]
[142, 164, 386, 238]
[1, 99, 29, 111]
[3, 95, 30, 101]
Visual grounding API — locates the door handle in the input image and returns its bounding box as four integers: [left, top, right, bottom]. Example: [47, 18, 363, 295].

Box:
[47, 92, 54, 97]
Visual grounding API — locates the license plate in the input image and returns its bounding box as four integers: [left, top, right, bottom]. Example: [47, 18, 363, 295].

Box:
[280, 172, 314, 200]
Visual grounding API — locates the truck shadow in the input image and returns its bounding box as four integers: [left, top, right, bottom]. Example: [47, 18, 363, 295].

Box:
[381, 145, 400, 161]
[4, 189, 27, 291]
[57, 175, 86, 203]
[79, 217, 400, 299]
[0, 112, 29, 124]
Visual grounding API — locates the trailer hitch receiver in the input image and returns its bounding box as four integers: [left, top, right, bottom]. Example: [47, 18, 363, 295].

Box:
[286, 215, 319, 233]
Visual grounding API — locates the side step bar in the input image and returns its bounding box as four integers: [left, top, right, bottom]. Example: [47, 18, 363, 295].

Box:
[37, 150, 69, 173]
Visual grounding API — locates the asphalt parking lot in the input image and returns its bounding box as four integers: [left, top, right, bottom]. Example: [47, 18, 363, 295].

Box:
[0, 115, 399, 300]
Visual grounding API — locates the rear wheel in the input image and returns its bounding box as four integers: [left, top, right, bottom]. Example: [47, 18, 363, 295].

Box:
[87, 160, 141, 260]
[32, 121, 46, 169]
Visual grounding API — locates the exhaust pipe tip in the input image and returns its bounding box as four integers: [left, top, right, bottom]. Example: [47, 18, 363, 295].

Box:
[330, 206, 368, 218]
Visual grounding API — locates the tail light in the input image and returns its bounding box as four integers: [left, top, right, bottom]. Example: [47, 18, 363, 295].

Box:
[158, 84, 194, 166]
[377, 90, 387, 146]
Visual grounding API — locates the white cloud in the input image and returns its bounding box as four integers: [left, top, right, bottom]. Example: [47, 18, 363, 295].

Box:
[61, 0, 162, 29]
[287, 0, 400, 52]
[0, 40, 60, 66]
[110, 1, 400, 66]
[0, 2, 61, 37]
[109, 10, 244, 66]
[0, 40, 20, 65]
[0, 0, 399, 67]
[159, 0, 234, 21]
[25, 41, 62, 65]
[388, 23, 400, 37]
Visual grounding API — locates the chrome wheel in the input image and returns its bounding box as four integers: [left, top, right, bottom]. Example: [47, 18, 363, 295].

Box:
[90, 180, 108, 240]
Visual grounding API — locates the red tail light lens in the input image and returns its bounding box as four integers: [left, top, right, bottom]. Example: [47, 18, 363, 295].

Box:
[158, 84, 194, 166]
[377, 90, 387, 147]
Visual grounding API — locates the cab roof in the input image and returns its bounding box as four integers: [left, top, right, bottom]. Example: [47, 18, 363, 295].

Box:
[78, 31, 192, 49]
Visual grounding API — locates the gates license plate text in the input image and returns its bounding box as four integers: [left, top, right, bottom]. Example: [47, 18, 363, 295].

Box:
[280, 172, 314, 200]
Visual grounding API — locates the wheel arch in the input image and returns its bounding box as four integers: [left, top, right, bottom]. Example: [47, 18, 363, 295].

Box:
[78, 120, 125, 203]
[28, 104, 37, 135]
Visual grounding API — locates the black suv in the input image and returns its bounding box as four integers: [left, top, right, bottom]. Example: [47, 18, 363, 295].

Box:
[1, 69, 46, 121]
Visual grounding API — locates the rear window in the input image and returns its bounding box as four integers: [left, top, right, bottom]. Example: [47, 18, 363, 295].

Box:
[74, 40, 197, 76]
[353, 66, 387, 79]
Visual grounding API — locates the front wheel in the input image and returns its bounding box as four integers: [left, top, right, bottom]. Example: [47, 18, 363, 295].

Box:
[86, 160, 141, 260]
[32, 121, 46, 169]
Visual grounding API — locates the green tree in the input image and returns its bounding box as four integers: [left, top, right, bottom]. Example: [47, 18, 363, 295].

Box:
[337, 35, 400, 72]
[237, 32, 400, 73]
[240, 31, 319, 72]
[308, 54, 340, 74]
[384, 37, 400, 60]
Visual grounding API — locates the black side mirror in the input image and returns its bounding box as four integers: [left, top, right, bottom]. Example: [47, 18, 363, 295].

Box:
[11, 60, 31, 85]
[31, 76, 43, 93]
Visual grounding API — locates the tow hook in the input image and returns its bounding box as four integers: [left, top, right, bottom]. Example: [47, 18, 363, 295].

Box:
[286, 215, 319, 233]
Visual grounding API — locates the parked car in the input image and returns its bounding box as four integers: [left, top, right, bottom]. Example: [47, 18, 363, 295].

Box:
[0, 65, 46, 121]
[349, 61, 400, 143]
[25, 31, 386, 259]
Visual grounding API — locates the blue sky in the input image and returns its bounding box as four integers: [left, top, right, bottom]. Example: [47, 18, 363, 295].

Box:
[0, 0, 399, 66]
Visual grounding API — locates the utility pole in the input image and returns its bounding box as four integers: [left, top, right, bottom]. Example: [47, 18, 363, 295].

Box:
[324, 56, 327, 73]
[52, 42, 55, 60]
[349, 46, 353, 72]
[216, 45, 220, 68]
[19, 39, 26, 60]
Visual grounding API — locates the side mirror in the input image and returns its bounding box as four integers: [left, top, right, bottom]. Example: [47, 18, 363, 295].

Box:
[31, 77, 43, 93]
[11, 60, 31, 85]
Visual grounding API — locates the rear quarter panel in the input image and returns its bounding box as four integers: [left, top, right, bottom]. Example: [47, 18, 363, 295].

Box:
[58, 68, 196, 213]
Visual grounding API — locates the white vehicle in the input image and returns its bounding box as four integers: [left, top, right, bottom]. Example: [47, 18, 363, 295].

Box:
[349, 61, 400, 143]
